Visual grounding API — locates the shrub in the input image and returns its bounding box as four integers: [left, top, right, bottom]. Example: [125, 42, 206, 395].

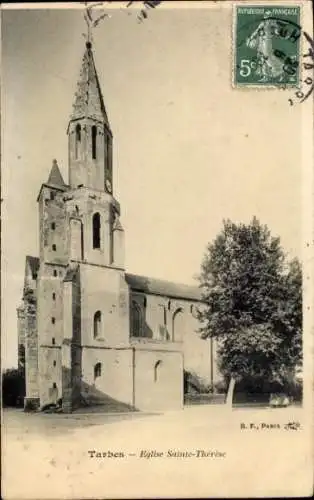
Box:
[213, 380, 228, 394]
[184, 370, 211, 394]
[2, 368, 25, 407]
[283, 379, 302, 403]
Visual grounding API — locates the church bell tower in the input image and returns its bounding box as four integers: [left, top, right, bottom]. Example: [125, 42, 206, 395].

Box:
[68, 41, 113, 194]
[66, 41, 124, 269]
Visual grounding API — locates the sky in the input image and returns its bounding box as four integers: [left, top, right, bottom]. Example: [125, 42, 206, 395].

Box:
[1, 2, 307, 368]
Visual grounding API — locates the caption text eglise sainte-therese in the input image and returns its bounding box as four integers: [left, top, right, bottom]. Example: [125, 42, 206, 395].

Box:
[87, 449, 226, 459]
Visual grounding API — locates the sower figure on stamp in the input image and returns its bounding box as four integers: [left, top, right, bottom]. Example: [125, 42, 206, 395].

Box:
[245, 11, 297, 82]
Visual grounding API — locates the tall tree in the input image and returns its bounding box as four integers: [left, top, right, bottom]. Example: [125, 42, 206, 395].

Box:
[198, 217, 302, 404]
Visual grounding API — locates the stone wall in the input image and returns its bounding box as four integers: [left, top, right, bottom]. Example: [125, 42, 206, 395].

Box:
[134, 346, 183, 411]
[37, 263, 66, 407]
[24, 296, 39, 409]
[79, 264, 130, 347]
[38, 347, 62, 406]
[37, 264, 66, 346]
[39, 186, 68, 265]
[129, 290, 217, 386]
[64, 187, 121, 269]
[81, 347, 134, 407]
[17, 306, 26, 368]
[71, 266, 82, 407]
[68, 118, 112, 191]
[59, 263, 132, 410]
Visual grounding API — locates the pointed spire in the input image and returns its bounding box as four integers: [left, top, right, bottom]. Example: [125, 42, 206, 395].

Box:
[47, 159, 66, 187]
[70, 42, 110, 129]
[113, 215, 123, 231]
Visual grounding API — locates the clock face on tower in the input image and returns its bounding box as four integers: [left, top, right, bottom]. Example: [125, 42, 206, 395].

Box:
[105, 178, 112, 193]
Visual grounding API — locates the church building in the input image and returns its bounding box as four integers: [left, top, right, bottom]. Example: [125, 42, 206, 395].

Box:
[17, 41, 220, 412]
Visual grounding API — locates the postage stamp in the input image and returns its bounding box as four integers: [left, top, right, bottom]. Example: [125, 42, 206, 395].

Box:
[233, 5, 301, 86]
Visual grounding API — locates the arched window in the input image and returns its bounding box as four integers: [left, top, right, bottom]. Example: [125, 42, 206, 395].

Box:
[18, 344, 25, 368]
[70, 218, 84, 261]
[94, 362, 102, 380]
[92, 212, 101, 249]
[109, 207, 114, 265]
[190, 304, 198, 319]
[154, 360, 162, 382]
[105, 134, 110, 170]
[49, 383, 59, 404]
[172, 307, 184, 342]
[81, 222, 84, 260]
[131, 301, 143, 337]
[75, 124, 81, 159]
[158, 304, 169, 340]
[93, 310, 102, 339]
[92, 125, 97, 159]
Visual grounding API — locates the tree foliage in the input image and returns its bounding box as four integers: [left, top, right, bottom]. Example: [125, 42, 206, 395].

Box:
[198, 217, 302, 384]
[2, 368, 25, 407]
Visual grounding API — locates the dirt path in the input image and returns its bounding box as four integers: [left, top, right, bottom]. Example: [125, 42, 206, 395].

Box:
[2, 406, 310, 498]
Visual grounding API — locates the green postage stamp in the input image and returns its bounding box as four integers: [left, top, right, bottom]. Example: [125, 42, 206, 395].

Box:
[233, 5, 301, 86]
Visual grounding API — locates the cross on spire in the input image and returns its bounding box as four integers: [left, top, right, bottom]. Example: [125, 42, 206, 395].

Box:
[82, 2, 111, 46]
[83, 6, 94, 46]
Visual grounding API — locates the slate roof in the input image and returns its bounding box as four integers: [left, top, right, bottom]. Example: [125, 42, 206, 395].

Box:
[125, 273, 203, 302]
[22, 257, 203, 301]
[70, 42, 111, 130]
[25, 256, 39, 280]
[113, 216, 123, 231]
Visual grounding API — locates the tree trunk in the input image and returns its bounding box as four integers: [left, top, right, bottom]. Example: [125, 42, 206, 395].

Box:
[225, 377, 236, 407]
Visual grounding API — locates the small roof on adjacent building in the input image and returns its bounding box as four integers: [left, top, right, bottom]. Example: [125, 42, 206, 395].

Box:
[37, 160, 68, 201]
[125, 273, 203, 302]
[47, 159, 67, 188]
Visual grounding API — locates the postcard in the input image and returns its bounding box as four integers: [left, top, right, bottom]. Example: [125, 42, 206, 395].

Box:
[1, 1, 313, 498]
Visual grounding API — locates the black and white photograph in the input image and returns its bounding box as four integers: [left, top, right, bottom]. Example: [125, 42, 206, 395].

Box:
[1, 1, 313, 498]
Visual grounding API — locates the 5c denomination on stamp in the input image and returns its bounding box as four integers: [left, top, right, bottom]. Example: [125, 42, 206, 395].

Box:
[233, 5, 301, 87]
